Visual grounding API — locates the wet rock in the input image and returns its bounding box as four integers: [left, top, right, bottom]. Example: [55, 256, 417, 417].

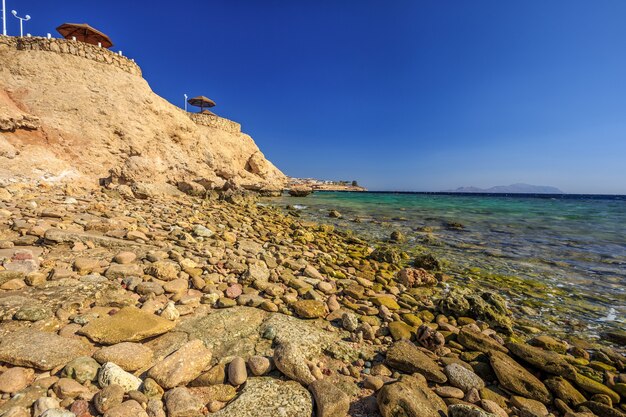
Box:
[147, 339, 212, 389]
[212, 377, 312, 417]
[369, 246, 401, 263]
[98, 362, 142, 392]
[163, 387, 203, 417]
[385, 340, 447, 383]
[377, 374, 447, 417]
[0, 329, 92, 370]
[413, 253, 442, 270]
[93, 342, 154, 371]
[445, 363, 485, 392]
[78, 306, 175, 344]
[308, 378, 350, 417]
[489, 351, 552, 404]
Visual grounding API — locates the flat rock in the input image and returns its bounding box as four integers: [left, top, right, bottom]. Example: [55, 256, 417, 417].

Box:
[93, 342, 154, 371]
[212, 377, 312, 417]
[385, 340, 447, 383]
[147, 339, 212, 389]
[78, 306, 175, 344]
[176, 307, 354, 361]
[377, 374, 447, 417]
[0, 329, 92, 370]
[507, 342, 577, 378]
[489, 351, 552, 404]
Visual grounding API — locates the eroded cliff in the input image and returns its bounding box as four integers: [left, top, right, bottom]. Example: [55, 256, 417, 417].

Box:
[0, 36, 286, 193]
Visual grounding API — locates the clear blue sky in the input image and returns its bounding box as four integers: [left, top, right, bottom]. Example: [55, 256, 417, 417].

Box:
[10, 1, 626, 193]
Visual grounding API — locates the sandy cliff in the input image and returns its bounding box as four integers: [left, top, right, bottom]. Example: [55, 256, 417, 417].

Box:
[0, 36, 286, 193]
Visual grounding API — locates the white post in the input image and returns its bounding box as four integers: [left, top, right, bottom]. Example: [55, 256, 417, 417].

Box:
[18, 17, 21, 36]
[2, 0, 6, 36]
[97, 42, 101, 47]
[72, 36, 76, 41]
[47, 33, 51, 39]
[184, 94, 188, 111]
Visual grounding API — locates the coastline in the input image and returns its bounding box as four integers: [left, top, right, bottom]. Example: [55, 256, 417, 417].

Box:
[0, 184, 624, 416]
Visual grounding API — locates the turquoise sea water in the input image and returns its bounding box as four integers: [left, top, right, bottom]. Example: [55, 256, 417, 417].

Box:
[269, 192, 626, 339]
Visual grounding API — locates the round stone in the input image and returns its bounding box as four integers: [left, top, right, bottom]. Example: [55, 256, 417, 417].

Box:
[248, 356, 271, 376]
[228, 357, 247, 385]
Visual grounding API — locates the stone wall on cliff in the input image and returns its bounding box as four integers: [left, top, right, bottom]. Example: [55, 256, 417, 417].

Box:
[0, 35, 286, 192]
[0, 35, 141, 76]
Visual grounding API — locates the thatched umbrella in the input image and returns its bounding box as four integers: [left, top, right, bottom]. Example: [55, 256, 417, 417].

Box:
[200, 109, 216, 116]
[56, 23, 113, 48]
[187, 96, 216, 113]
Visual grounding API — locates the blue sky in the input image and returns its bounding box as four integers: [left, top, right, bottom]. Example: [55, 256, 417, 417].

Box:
[8, 1, 626, 193]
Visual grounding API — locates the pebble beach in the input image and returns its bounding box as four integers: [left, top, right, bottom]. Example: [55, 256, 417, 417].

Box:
[0, 184, 624, 417]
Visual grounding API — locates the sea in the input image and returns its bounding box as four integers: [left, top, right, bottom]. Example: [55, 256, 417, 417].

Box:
[267, 191, 626, 339]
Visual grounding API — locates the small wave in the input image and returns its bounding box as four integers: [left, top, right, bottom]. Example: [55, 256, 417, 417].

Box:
[293, 205, 307, 210]
[598, 307, 617, 322]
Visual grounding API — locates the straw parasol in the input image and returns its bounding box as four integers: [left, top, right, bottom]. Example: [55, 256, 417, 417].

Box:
[187, 96, 216, 113]
[56, 23, 113, 48]
[200, 109, 216, 116]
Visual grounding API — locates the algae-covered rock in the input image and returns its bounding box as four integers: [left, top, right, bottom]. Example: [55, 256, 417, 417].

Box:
[507, 342, 577, 378]
[489, 351, 552, 404]
[385, 340, 447, 383]
[544, 376, 587, 406]
[572, 372, 620, 404]
[457, 328, 508, 354]
[438, 289, 512, 333]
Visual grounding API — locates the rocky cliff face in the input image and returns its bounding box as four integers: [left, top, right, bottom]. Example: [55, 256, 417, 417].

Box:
[0, 36, 286, 193]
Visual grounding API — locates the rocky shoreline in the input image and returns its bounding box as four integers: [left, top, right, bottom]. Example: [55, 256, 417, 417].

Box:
[0, 183, 624, 417]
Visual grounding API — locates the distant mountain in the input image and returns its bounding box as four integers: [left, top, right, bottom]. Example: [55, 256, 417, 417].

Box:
[445, 183, 564, 194]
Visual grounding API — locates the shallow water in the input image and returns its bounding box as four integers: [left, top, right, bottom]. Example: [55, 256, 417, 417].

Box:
[268, 192, 626, 338]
